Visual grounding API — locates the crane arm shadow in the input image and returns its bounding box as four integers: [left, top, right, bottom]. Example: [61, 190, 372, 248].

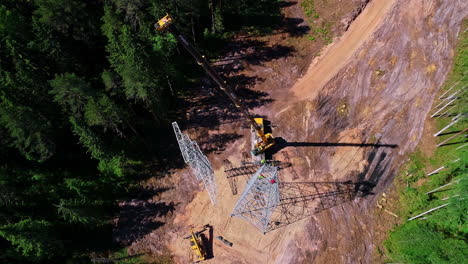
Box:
[269, 137, 398, 155]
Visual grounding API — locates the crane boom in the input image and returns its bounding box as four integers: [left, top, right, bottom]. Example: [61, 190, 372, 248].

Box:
[169, 26, 262, 131]
[156, 15, 275, 155]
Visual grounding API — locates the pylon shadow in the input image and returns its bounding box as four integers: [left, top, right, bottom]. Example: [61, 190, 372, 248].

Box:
[223, 159, 292, 195]
[266, 181, 374, 232]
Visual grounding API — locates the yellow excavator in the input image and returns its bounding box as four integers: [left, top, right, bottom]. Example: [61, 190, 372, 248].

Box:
[155, 15, 275, 155]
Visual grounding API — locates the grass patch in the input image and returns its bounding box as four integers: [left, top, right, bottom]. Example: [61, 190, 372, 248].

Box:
[301, 0, 332, 43]
[383, 20, 468, 264]
[301, 0, 319, 18]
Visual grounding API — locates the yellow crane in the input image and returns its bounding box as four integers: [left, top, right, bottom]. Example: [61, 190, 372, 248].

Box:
[155, 15, 275, 155]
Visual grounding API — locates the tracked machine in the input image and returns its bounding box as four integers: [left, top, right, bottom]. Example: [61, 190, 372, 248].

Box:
[155, 15, 275, 158]
[183, 227, 208, 263]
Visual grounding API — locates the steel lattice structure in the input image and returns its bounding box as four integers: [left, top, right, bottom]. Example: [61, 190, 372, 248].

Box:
[230, 164, 280, 234]
[172, 122, 217, 204]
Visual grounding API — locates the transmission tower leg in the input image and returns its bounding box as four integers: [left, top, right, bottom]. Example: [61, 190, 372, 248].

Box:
[231, 164, 280, 234]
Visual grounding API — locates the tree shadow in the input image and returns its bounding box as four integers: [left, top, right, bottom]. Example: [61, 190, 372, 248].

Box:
[215, 40, 295, 68]
[278, 1, 298, 8]
[113, 200, 177, 246]
[224, 1, 309, 37]
[437, 130, 464, 136]
[169, 1, 303, 158]
[126, 185, 174, 200]
[266, 181, 374, 232]
[130, 122, 189, 181]
[178, 22, 296, 131]
[439, 140, 468, 147]
[283, 17, 310, 37]
[199, 133, 244, 153]
[432, 111, 457, 118]
[180, 74, 274, 131]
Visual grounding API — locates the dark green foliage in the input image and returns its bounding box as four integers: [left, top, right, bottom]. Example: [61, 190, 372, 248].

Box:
[426, 167, 468, 236]
[0, 219, 63, 260]
[34, 0, 89, 35]
[55, 198, 106, 225]
[101, 0, 179, 120]
[0, 104, 55, 162]
[386, 150, 468, 263]
[50, 73, 93, 115]
[385, 221, 467, 264]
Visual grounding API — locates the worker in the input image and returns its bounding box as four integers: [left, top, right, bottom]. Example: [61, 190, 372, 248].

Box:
[270, 179, 276, 184]
[261, 159, 266, 164]
[258, 174, 265, 179]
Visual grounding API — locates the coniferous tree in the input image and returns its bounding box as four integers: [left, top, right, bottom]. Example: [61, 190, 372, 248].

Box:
[0, 219, 63, 260]
[0, 104, 55, 162]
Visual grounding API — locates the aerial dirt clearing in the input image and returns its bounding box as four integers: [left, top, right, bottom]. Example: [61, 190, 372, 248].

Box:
[119, 0, 468, 263]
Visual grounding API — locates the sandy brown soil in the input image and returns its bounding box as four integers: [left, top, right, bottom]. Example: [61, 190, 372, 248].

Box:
[291, 0, 396, 100]
[115, 0, 468, 263]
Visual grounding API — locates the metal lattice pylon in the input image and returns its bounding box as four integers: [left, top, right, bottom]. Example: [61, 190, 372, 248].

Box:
[172, 122, 217, 204]
[230, 164, 280, 234]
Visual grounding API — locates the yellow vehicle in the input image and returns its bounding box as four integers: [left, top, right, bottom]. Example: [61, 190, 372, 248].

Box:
[155, 15, 275, 155]
[154, 14, 173, 31]
[189, 228, 206, 262]
[252, 118, 275, 156]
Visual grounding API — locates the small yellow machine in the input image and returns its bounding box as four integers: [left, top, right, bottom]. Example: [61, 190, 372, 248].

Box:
[251, 118, 275, 155]
[187, 228, 207, 263]
[154, 14, 173, 31]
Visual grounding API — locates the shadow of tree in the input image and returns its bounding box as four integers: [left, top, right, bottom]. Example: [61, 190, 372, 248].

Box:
[223, 1, 309, 38]
[199, 133, 243, 153]
[283, 17, 310, 37]
[177, 7, 298, 131]
[266, 181, 374, 232]
[179, 42, 291, 131]
[440, 140, 468, 146]
[126, 185, 174, 200]
[279, 1, 298, 8]
[113, 200, 177, 246]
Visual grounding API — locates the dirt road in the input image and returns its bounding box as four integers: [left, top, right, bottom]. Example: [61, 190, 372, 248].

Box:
[292, 0, 396, 100]
[121, 0, 467, 263]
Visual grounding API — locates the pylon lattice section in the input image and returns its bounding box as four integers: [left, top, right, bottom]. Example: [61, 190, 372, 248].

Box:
[231, 164, 280, 234]
[172, 122, 217, 204]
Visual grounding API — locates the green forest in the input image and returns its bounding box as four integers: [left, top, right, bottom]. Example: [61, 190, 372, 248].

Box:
[384, 20, 468, 264]
[0, 0, 281, 262]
